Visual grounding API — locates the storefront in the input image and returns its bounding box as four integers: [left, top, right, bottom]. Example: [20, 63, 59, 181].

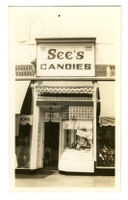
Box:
[15, 38, 115, 173]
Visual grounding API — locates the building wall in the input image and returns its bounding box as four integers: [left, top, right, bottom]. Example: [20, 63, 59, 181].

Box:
[9, 7, 121, 65]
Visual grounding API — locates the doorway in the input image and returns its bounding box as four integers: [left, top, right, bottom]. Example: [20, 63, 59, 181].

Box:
[43, 122, 59, 170]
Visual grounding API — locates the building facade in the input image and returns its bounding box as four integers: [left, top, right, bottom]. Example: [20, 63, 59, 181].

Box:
[11, 7, 120, 173]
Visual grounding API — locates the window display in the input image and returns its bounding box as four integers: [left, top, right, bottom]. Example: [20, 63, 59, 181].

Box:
[64, 129, 92, 151]
[97, 126, 115, 167]
[15, 116, 32, 168]
[59, 120, 94, 172]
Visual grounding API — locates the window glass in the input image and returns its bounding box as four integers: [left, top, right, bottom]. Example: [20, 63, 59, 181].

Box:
[15, 123, 31, 168]
[97, 126, 115, 167]
[64, 129, 92, 151]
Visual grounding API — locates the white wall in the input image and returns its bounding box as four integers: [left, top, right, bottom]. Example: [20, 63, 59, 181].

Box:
[9, 7, 121, 65]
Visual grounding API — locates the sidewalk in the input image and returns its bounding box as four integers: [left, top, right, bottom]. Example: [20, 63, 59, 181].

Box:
[15, 170, 115, 189]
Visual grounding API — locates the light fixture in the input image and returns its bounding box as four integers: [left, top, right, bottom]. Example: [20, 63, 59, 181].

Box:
[49, 107, 53, 122]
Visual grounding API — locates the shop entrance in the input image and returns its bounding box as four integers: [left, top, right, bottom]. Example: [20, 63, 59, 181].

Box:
[43, 122, 59, 170]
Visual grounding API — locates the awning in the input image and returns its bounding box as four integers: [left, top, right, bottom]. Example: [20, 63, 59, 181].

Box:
[99, 117, 115, 126]
[98, 81, 115, 126]
[15, 81, 30, 114]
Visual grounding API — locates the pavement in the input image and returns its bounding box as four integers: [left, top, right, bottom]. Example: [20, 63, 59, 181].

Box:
[15, 170, 115, 190]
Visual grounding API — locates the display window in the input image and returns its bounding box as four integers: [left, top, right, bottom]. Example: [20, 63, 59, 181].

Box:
[64, 129, 92, 151]
[60, 119, 94, 163]
[15, 87, 32, 168]
[97, 126, 115, 167]
[15, 123, 31, 168]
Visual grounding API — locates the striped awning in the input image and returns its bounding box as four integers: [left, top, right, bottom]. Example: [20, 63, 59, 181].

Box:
[99, 117, 115, 127]
[15, 81, 30, 114]
[35, 86, 93, 94]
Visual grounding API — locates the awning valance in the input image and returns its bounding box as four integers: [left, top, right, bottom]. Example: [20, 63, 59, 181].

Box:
[15, 81, 30, 114]
[99, 117, 115, 126]
[98, 81, 115, 126]
[62, 120, 92, 129]
[35, 86, 93, 94]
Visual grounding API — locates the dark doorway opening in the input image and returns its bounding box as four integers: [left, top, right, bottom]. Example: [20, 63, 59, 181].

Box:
[44, 122, 59, 170]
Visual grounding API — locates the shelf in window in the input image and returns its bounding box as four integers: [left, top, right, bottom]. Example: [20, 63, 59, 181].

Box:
[96, 166, 115, 169]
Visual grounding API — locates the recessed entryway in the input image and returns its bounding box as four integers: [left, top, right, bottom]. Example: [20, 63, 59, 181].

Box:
[43, 122, 59, 170]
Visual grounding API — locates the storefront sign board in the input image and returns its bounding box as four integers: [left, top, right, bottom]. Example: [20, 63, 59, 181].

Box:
[37, 42, 95, 77]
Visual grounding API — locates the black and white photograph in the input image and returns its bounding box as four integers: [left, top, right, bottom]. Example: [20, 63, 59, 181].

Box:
[9, 6, 121, 191]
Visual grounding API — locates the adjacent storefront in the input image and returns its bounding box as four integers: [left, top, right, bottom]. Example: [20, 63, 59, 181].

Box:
[15, 38, 115, 173]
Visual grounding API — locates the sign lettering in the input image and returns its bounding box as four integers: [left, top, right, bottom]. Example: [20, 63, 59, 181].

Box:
[37, 43, 95, 77]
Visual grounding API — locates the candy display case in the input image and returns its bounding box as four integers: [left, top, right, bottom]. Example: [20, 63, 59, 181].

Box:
[59, 115, 95, 172]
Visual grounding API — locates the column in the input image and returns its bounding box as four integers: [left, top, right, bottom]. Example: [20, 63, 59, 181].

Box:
[30, 87, 39, 169]
[37, 109, 45, 168]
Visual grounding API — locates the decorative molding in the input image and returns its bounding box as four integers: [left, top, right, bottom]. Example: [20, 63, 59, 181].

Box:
[15, 64, 115, 80]
[36, 37, 96, 44]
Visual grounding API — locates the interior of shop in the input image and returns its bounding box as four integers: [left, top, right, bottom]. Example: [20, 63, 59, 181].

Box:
[43, 122, 59, 170]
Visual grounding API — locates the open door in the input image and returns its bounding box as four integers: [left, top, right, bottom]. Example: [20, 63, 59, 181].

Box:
[43, 122, 59, 170]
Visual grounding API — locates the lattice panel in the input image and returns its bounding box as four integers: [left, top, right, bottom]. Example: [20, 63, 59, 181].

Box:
[95, 65, 115, 77]
[15, 65, 35, 76]
[62, 106, 93, 120]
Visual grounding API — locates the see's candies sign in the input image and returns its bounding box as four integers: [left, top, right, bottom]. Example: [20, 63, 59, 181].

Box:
[37, 42, 95, 77]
